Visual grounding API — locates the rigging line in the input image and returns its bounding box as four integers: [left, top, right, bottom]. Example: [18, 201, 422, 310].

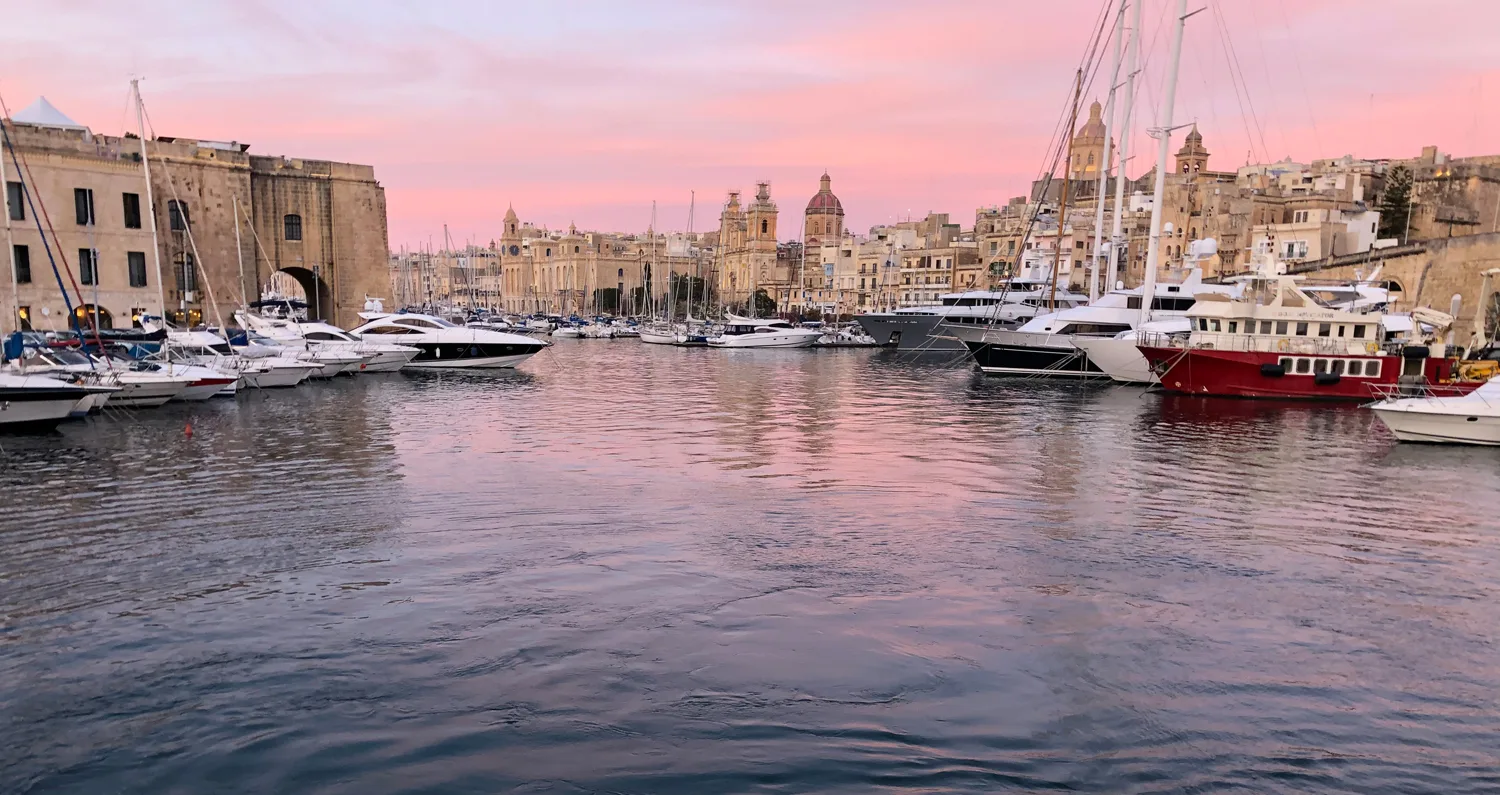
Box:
[0, 95, 97, 346]
[1211, 1, 1271, 162]
[1242, 0, 1291, 158]
[1206, 1, 1262, 165]
[1274, 0, 1323, 154]
[140, 100, 228, 334]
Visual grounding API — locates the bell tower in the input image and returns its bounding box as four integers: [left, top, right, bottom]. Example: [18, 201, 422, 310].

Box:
[1175, 125, 1209, 175]
[747, 182, 777, 242]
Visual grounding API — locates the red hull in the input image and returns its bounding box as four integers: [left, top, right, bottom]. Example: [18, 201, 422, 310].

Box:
[1137, 346, 1469, 401]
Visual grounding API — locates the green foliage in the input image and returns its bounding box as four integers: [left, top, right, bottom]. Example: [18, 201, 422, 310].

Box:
[752, 290, 778, 317]
[1378, 165, 1414, 243]
[593, 287, 620, 314]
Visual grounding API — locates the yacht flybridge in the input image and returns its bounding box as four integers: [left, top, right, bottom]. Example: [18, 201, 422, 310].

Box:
[349, 312, 548, 368]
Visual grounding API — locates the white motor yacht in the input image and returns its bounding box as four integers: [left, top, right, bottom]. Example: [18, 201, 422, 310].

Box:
[707, 316, 823, 349]
[0, 373, 91, 431]
[349, 312, 548, 368]
[235, 311, 415, 373]
[1369, 378, 1500, 445]
[22, 346, 191, 407]
[945, 269, 1229, 378]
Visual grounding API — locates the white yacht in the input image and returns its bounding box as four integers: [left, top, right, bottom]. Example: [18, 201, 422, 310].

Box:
[0, 373, 91, 431]
[1370, 378, 1500, 445]
[706, 316, 823, 348]
[235, 311, 416, 373]
[350, 312, 548, 368]
[856, 264, 1090, 351]
[945, 269, 1225, 378]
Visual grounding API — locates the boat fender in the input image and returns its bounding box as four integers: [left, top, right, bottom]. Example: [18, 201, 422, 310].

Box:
[1402, 345, 1429, 360]
[1260, 363, 1285, 377]
[1314, 372, 1341, 386]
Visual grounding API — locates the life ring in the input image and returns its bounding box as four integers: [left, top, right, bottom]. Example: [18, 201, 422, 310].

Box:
[1365, 342, 1378, 355]
[1277, 339, 1290, 353]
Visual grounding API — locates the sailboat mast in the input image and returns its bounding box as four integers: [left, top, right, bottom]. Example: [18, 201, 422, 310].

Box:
[1089, 2, 1126, 303]
[685, 190, 695, 320]
[1139, 0, 1193, 327]
[1, 121, 19, 337]
[132, 80, 168, 322]
[1049, 69, 1083, 312]
[1109, 0, 1143, 294]
[233, 194, 248, 307]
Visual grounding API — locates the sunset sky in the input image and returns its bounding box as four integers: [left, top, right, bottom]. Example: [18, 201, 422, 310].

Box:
[5, 1, 1494, 247]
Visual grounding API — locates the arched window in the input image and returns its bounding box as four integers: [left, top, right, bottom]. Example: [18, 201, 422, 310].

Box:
[761, 219, 768, 235]
[574, 245, 580, 253]
[618, 268, 624, 277]
[1087, 153, 1095, 165]
[284, 214, 302, 241]
[168, 200, 189, 231]
[545, 248, 551, 257]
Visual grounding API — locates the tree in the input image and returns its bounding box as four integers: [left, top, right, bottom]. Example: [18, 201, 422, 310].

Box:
[593, 287, 620, 314]
[1378, 165, 1414, 243]
[752, 289, 778, 317]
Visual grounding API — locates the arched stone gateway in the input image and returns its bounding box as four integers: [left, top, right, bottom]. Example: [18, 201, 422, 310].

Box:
[278, 266, 334, 321]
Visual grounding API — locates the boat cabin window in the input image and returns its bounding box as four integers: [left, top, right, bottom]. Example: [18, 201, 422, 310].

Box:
[1276, 321, 1288, 335]
[1210, 319, 1221, 332]
[1330, 360, 1345, 375]
[363, 325, 419, 335]
[1318, 323, 1331, 337]
[1313, 359, 1328, 374]
[1127, 296, 1198, 311]
[1058, 323, 1132, 335]
[1295, 322, 1308, 336]
[1352, 325, 1367, 339]
[1295, 358, 1311, 374]
[1228, 321, 1238, 334]
[305, 331, 342, 341]
[1260, 321, 1272, 334]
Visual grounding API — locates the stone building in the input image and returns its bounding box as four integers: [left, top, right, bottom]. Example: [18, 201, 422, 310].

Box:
[0, 97, 388, 332]
[715, 182, 786, 312]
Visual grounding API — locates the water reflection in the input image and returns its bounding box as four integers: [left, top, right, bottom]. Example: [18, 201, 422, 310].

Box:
[3, 345, 1500, 793]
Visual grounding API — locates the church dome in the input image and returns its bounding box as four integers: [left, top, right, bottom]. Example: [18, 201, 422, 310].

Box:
[806, 172, 843, 214]
[1075, 100, 1105, 143]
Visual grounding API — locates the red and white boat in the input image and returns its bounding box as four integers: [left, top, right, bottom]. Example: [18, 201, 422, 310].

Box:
[1138, 271, 1484, 401]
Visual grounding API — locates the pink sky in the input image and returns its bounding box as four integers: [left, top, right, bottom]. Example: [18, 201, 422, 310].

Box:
[4, 1, 1495, 247]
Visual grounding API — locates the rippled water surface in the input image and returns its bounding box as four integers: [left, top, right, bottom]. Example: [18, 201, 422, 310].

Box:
[4, 342, 1500, 794]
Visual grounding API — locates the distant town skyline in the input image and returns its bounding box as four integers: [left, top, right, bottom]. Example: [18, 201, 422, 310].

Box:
[4, 0, 1494, 246]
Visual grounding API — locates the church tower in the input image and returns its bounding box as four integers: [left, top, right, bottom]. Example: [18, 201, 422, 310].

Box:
[747, 181, 778, 243]
[1175, 125, 1209, 175]
[1070, 100, 1107, 181]
[803, 172, 844, 251]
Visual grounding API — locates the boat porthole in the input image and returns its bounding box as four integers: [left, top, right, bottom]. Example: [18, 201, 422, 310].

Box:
[1468, 417, 1479, 422]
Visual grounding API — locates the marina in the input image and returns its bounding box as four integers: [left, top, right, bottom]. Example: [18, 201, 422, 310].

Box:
[5, 343, 1500, 792]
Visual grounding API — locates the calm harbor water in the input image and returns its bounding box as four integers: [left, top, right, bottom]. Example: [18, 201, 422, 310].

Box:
[3, 342, 1500, 794]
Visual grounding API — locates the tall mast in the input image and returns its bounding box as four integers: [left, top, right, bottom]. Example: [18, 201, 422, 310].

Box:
[233, 194, 247, 307]
[1049, 69, 1083, 312]
[1089, 2, 1126, 303]
[685, 190, 695, 321]
[1109, 0, 1143, 294]
[1, 121, 19, 338]
[133, 80, 168, 321]
[650, 201, 658, 320]
[1139, 0, 1194, 327]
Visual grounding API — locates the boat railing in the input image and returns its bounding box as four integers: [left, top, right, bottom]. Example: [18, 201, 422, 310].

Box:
[1137, 330, 1381, 357]
[1368, 382, 1491, 402]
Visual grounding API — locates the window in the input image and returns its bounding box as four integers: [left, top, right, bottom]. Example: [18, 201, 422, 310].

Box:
[1198, 318, 1208, 331]
[78, 248, 97, 285]
[574, 245, 579, 253]
[12, 244, 29, 284]
[1313, 359, 1328, 374]
[1347, 361, 1363, 376]
[122, 192, 141, 229]
[545, 248, 551, 257]
[168, 200, 189, 231]
[761, 219, 768, 234]
[175, 253, 197, 293]
[284, 213, 302, 241]
[1295, 358, 1311, 374]
[1331, 360, 1345, 375]
[1353, 325, 1367, 339]
[1210, 319, 1221, 332]
[1275, 321, 1288, 335]
[128, 251, 148, 287]
[1279, 357, 1293, 370]
[1260, 321, 1272, 334]
[5, 182, 22, 221]
[1366, 360, 1381, 378]
[1295, 322, 1308, 336]
[1336, 325, 1346, 338]
[1228, 321, 1239, 334]
[617, 268, 624, 277]
[74, 188, 95, 226]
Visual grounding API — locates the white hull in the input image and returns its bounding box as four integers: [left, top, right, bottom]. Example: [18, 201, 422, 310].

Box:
[110, 379, 186, 408]
[1373, 408, 1500, 445]
[360, 349, 419, 372]
[1069, 336, 1158, 384]
[176, 379, 235, 402]
[0, 396, 78, 428]
[401, 352, 539, 369]
[638, 330, 678, 345]
[243, 366, 313, 389]
[708, 332, 822, 349]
